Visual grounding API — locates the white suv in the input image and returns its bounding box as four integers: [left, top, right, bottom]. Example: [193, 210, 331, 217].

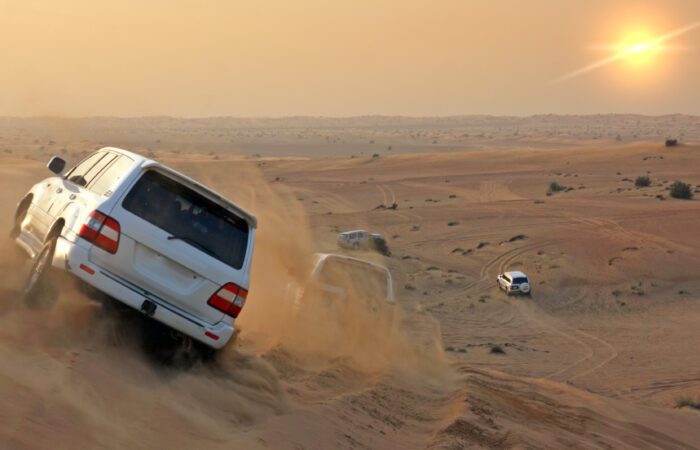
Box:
[11, 148, 256, 355]
[497, 271, 531, 296]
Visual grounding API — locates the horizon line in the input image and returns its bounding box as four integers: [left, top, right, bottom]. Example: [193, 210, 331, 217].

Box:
[0, 112, 698, 121]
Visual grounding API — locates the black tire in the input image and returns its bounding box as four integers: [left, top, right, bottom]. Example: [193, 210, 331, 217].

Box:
[140, 318, 216, 368]
[22, 237, 58, 308]
[9, 200, 30, 239]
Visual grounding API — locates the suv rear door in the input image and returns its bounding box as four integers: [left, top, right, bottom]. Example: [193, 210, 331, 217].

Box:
[92, 168, 252, 325]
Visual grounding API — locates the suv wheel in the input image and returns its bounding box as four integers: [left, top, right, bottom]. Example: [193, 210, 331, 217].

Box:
[141, 319, 216, 368]
[10, 200, 30, 239]
[22, 237, 58, 308]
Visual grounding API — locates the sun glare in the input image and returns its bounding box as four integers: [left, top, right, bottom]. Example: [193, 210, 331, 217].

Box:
[614, 31, 661, 67]
[557, 20, 700, 82]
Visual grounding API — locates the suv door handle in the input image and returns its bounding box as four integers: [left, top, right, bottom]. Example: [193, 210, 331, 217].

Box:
[56, 188, 63, 194]
[69, 194, 77, 200]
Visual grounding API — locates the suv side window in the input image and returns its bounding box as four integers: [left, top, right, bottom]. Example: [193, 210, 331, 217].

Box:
[504, 274, 511, 283]
[83, 153, 117, 186]
[89, 155, 135, 197]
[66, 152, 105, 187]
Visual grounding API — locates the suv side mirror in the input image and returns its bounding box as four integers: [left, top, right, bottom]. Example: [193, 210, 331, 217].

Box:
[47, 156, 67, 176]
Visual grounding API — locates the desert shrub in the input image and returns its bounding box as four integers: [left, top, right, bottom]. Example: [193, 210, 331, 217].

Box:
[669, 181, 693, 199]
[373, 236, 391, 256]
[675, 397, 700, 410]
[548, 181, 567, 194]
[490, 345, 505, 354]
[665, 139, 678, 147]
[447, 221, 460, 227]
[635, 176, 651, 187]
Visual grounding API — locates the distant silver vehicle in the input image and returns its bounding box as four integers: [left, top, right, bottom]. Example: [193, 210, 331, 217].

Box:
[337, 230, 376, 250]
[497, 271, 532, 296]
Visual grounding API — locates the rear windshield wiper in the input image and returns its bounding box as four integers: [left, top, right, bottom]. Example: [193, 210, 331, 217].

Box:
[167, 235, 217, 258]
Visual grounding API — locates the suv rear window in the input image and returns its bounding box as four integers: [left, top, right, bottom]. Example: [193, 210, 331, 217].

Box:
[512, 277, 528, 285]
[122, 170, 249, 269]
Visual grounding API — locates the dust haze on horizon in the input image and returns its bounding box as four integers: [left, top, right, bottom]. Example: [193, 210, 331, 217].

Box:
[2, 0, 700, 118]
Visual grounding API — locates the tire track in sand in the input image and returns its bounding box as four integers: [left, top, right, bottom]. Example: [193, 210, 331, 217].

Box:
[472, 240, 619, 387]
[375, 183, 420, 222]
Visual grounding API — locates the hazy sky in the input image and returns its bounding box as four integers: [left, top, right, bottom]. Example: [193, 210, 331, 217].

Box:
[2, 0, 700, 117]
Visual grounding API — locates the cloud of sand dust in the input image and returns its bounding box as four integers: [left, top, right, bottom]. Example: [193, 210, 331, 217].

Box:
[205, 163, 449, 376]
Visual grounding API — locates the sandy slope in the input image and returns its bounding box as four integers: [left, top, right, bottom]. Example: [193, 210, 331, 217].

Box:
[0, 141, 699, 449]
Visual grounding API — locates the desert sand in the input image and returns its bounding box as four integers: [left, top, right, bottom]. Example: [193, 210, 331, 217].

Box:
[0, 116, 699, 449]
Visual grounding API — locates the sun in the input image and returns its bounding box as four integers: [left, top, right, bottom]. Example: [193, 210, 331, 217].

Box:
[614, 30, 662, 67]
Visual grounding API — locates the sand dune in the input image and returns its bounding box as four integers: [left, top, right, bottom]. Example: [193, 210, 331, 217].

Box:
[0, 135, 699, 448]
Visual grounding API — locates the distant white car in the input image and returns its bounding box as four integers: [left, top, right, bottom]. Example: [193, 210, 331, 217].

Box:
[289, 253, 394, 309]
[11, 148, 257, 358]
[337, 230, 377, 250]
[497, 271, 531, 296]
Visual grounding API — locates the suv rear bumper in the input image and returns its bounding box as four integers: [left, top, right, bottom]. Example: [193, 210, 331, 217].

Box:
[53, 236, 233, 349]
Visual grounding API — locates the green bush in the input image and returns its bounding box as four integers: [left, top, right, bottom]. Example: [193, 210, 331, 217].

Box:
[635, 176, 651, 187]
[669, 181, 693, 200]
[549, 181, 566, 193]
[675, 397, 700, 410]
[372, 236, 391, 256]
[490, 345, 505, 354]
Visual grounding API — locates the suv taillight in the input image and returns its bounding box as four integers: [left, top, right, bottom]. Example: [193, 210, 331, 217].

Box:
[78, 210, 121, 254]
[208, 283, 248, 318]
